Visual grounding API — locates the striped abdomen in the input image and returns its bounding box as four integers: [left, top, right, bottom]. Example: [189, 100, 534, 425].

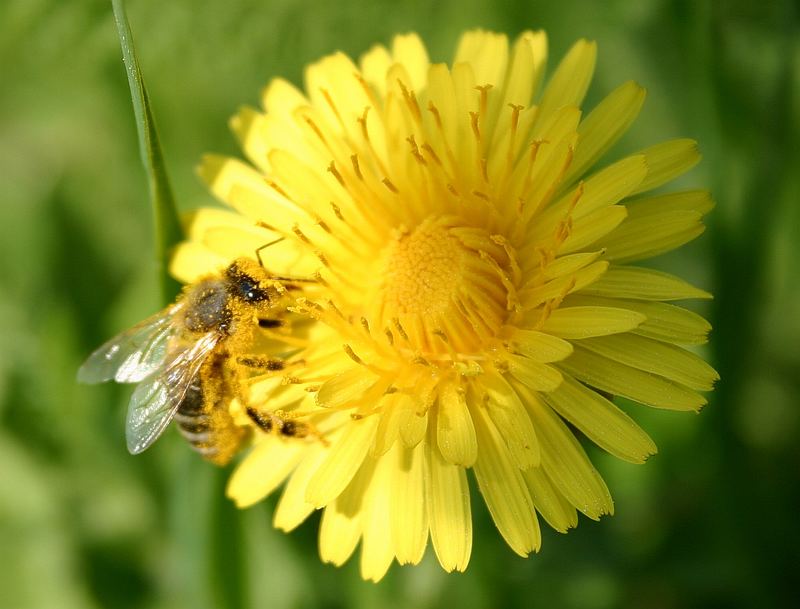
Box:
[174, 354, 247, 465]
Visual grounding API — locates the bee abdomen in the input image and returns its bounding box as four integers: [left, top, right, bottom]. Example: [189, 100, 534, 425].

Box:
[176, 375, 247, 466]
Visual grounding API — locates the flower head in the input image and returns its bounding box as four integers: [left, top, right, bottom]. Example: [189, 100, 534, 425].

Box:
[172, 30, 718, 581]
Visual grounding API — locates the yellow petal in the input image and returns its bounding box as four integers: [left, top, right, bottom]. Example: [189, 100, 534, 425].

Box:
[522, 465, 577, 532]
[601, 210, 705, 263]
[543, 375, 657, 463]
[632, 301, 712, 344]
[360, 455, 395, 582]
[565, 80, 646, 183]
[577, 334, 719, 391]
[505, 355, 563, 393]
[316, 367, 380, 409]
[453, 29, 509, 87]
[540, 306, 646, 339]
[273, 445, 327, 531]
[529, 155, 646, 243]
[390, 443, 428, 565]
[632, 139, 701, 194]
[482, 372, 541, 468]
[306, 417, 379, 507]
[535, 39, 596, 127]
[521, 260, 609, 309]
[371, 394, 403, 456]
[425, 420, 472, 572]
[625, 189, 715, 217]
[226, 439, 304, 508]
[567, 155, 648, 218]
[564, 295, 712, 344]
[502, 30, 548, 108]
[471, 403, 541, 555]
[392, 33, 430, 91]
[318, 458, 374, 566]
[522, 389, 614, 519]
[261, 77, 307, 118]
[169, 241, 226, 284]
[229, 106, 271, 172]
[580, 266, 712, 300]
[398, 406, 428, 449]
[360, 43, 392, 97]
[506, 328, 574, 362]
[559, 205, 628, 254]
[197, 154, 304, 229]
[319, 502, 361, 567]
[536, 251, 603, 282]
[304, 51, 370, 142]
[560, 346, 707, 411]
[436, 382, 478, 467]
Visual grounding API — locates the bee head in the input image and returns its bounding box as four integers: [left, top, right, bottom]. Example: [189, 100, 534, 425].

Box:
[225, 260, 270, 303]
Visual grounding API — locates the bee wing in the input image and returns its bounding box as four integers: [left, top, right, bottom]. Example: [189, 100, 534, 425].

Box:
[77, 304, 182, 384]
[125, 332, 221, 455]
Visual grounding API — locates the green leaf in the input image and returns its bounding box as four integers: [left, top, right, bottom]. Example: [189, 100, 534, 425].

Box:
[111, 0, 183, 303]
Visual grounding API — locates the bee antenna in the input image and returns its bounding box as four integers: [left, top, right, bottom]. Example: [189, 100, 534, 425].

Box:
[255, 237, 285, 269]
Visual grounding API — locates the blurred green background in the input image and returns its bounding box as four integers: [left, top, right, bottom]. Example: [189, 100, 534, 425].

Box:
[1, 0, 798, 607]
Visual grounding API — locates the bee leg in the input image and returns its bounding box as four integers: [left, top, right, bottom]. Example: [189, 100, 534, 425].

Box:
[236, 355, 286, 371]
[245, 406, 278, 432]
[236, 355, 306, 374]
[245, 407, 329, 447]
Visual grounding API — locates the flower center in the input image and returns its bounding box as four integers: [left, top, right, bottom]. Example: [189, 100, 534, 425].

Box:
[372, 215, 513, 356]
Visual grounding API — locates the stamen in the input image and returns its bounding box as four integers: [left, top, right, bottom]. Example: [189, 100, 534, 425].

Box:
[479, 250, 520, 312]
[476, 84, 492, 120]
[392, 317, 410, 342]
[354, 73, 381, 110]
[491, 234, 522, 285]
[266, 179, 291, 199]
[327, 161, 346, 188]
[313, 271, 329, 287]
[326, 299, 346, 319]
[343, 344, 364, 365]
[351, 154, 364, 180]
[382, 177, 399, 193]
[319, 87, 345, 130]
[421, 143, 443, 167]
[470, 111, 481, 143]
[302, 115, 328, 146]
[427, 100, 458, 170]
[507, 103, 523, 164]
[330, 201, 345, 221]
[433, 328, 458, 363]
[292, 224, 312, 244]
[407, 136, 427, 166]
[396, 79, 423, 125]
[314, 250, 329, 266]
[316, 216, 331, 233]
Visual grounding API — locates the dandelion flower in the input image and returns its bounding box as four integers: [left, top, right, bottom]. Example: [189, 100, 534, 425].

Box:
[171, 29, 718, 580]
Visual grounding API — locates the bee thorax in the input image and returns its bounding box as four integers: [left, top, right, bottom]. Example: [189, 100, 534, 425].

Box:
[183, 279, 232, 333]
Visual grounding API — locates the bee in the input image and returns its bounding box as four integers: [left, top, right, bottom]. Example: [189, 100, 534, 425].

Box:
[78, 257, 312, 465]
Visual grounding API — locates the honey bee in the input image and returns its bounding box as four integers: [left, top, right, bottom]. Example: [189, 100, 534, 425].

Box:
[78, 257, 311, 465]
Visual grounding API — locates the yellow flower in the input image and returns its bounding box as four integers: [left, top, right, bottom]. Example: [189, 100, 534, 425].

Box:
[172, 29, 718, 581]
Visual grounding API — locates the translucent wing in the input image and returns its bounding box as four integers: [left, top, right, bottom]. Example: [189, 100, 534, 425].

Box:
[125, 332, 221, 454]
[77, 304, 182, 384]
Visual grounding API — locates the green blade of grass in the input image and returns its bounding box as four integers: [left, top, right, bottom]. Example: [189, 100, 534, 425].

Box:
[111, 0, 183, 303]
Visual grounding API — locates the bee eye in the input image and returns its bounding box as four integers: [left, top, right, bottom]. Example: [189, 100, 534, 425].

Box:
[232, 275, 269, 303]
